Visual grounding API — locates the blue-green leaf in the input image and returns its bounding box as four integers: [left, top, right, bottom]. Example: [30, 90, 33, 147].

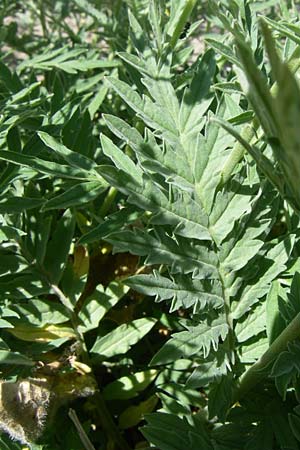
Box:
[90, 317, 157, 359]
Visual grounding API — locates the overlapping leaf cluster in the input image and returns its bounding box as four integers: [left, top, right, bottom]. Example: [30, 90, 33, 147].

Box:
[98, 2, 300, 449]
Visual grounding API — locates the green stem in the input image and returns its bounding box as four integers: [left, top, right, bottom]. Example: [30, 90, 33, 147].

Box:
[38, 0, 49, 39]
[72, 303, 131, 450]
[219, 46, 300, 187]
[79, 350, 131, 450]
[50, 283, 74, 314]
[17, 226, 129, 448]
[219, 122, 257, 186]
[99, 186, 117, 217]
[39, 271, 130, 449]
[235, 311, 300, 401]
[279, 0, 290, 20]
[113, 0, 123, 16]
[72, 345, 131, 449]
[92, 391, 132, 450]
[218, 264, 235, 363]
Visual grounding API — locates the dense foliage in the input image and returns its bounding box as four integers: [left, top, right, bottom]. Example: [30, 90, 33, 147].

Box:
[1, 0, 300, 449]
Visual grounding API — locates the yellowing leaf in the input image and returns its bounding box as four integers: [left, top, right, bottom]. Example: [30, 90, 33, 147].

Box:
[103, 369, 158, 400]
[73, 245, 89, 277]
[7, 324, 76, 342]
[118, 395, 158, 429]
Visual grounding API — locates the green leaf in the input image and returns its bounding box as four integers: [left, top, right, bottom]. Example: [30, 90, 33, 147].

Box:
[239, 337, 269, 364]
[126, 271, 223, 312]
[118, 52, 154, 77]
[105, 229, 219, 278]
[128, 10, 155, 60]
[268, 400, 299, 449]
[289, 413, 300, 442]
[193, 102, 236, 213]
[0, 150, 93, 180]
[151, 316, 228, 364]
[24, 211, 52, 267]
[0, 61, 22, 93]
[0, 197, 43, 213]
[0, 272, 49, 300]
[263, 23, 300, 209]
[205, 38, 241, 67]
[100, 134, 143, 184]
[0, 436, 22, 450]
[11, 299, 70, 327]
[77, 207, 142, 245]
[149, 0, 163, 53]
[73, 0, 107, 22]
[142, 413, 212, 450]
[160, 382, 205, 410]
[263, 16, 300, 46]
[90, 317, 157, 359]
[245, 419, 275, 450]
[0, 251, 27, 276]
[166, 0, 197, 49]
[208, 374, 234, 421]
[119, 395, 158, 429]
[235, 302, 266, 343]
[0, 319, 13, 328]
[0, 350, 34, 366]
[19, 47, 118, 73]
[235, 36, 278, 137]
[78, 283, 129, 333]
[179, 50, 215, 135]
[0, 225, 26, 242]
[266, 280, 287, 344]
[208, 179, 254, 245]
[103, 369, 158, 400]
[232, 235, 295, 319]
[106, 77, 178, 140]
[186, 354, 229, 388]
[43, 209, 76, 284]
[141, 75, 180, 128]
[220, 234, 265, 276]
[271, 351, 295, 378]
[212, 116, 284, 196]
[157, 391, 190, 415]
[99, 166, 211, 241]
[42, 181, 107, 211]
[38, 131, 98, 172]
[103, 114, 144, 150]
[88, 84, 108, 118]
[103, 114, 194, 188]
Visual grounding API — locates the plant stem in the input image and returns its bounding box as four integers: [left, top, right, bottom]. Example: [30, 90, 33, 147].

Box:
[77, 337, 132, 450]
[235, 311, 300, 401]
[46, 283, 130, 449]
[219, 45, 300, 187]
[219, 123, 257, 186]
[99, 186, 117, 217]
[69, 409, 96, 450]
[73, 346, 131, 450]
[218, 264, 235, 364]
[38, 0, 48, 39]
[50, 283, 74, 314]
[92, 391, 132, 450]
[71, 307, 131, 450]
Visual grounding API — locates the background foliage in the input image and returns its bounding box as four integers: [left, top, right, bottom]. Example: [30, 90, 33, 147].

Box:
[1, 1, 300, 449]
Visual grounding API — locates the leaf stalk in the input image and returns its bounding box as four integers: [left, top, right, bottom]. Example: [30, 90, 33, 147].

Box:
[235, 311, 300, 400]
